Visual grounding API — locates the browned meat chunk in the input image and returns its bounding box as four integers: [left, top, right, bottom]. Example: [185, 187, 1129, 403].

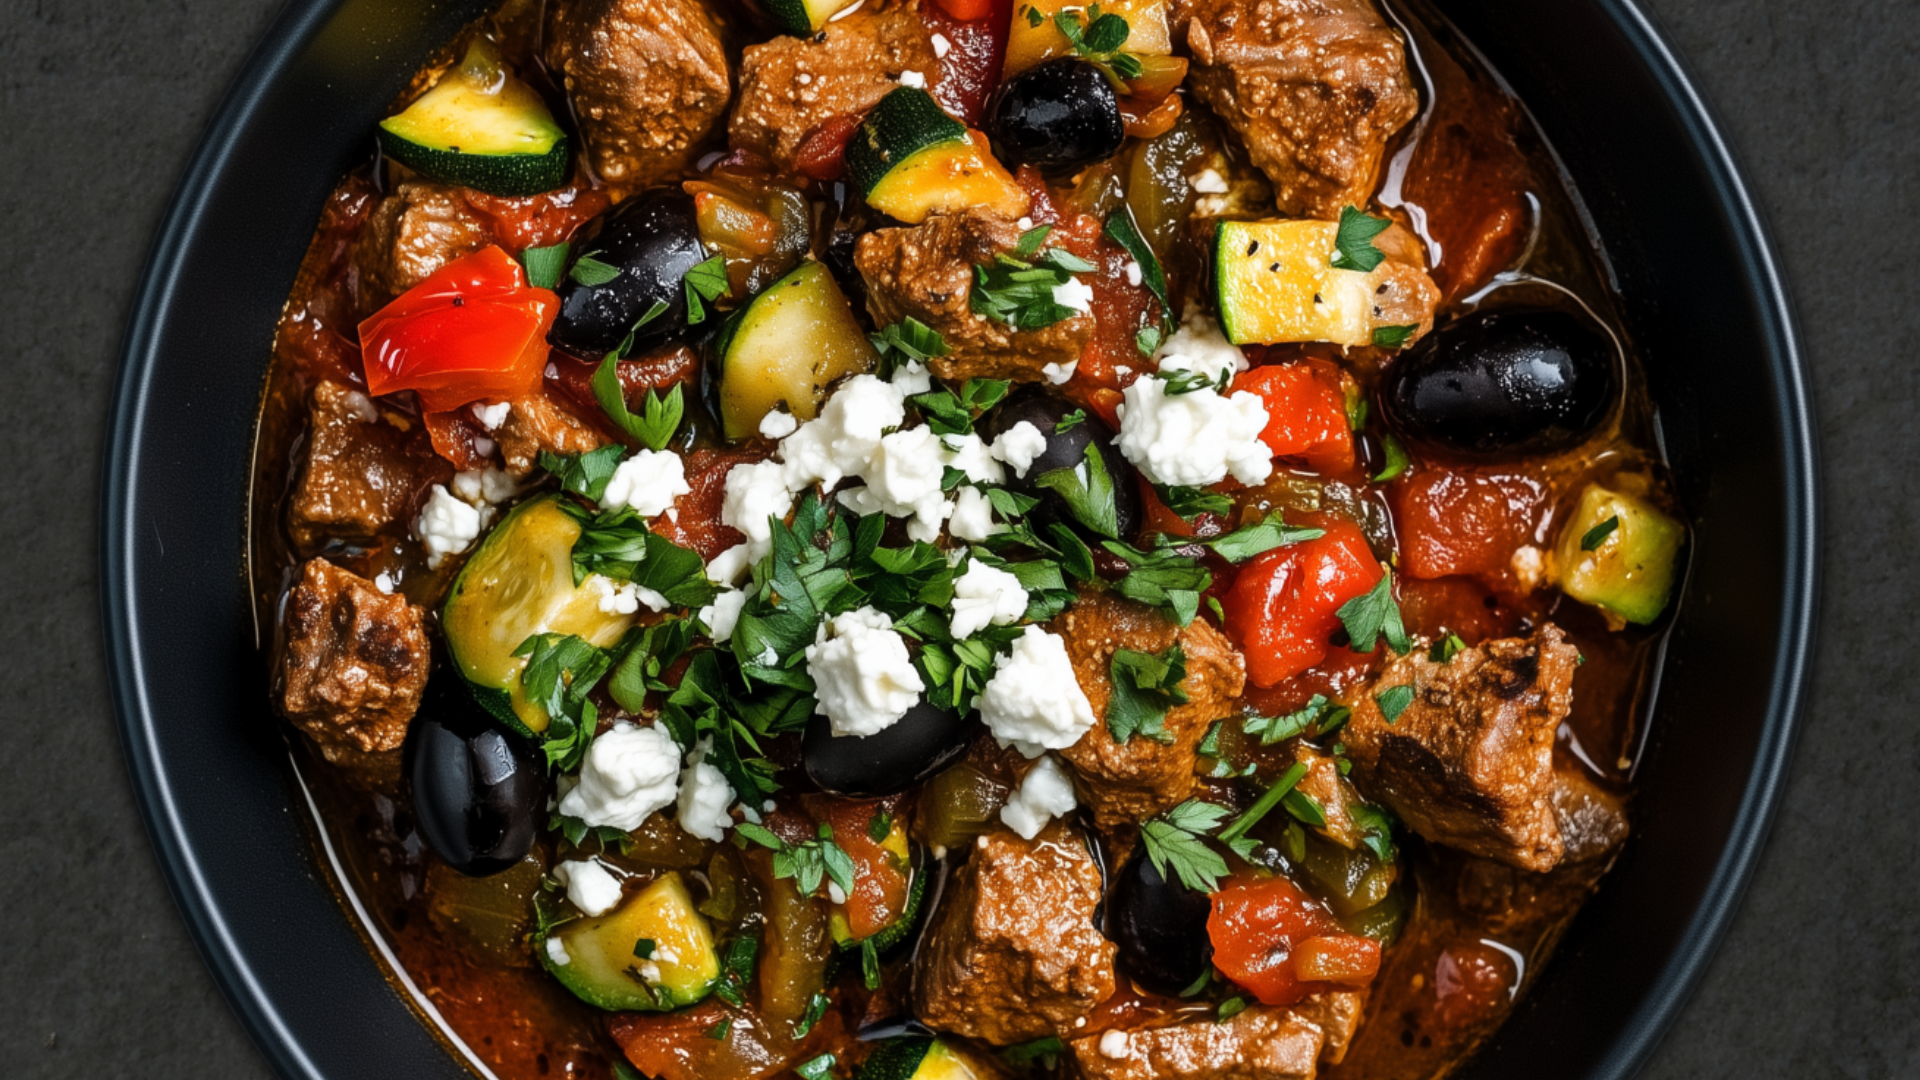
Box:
[279, 559, 430, 762]
[1069, 992, 1364, 1080]
[287, 380, 441, 550]
[1178, 0, 1420, 218]
[913, 821, 1116, 1044]
[351, 181, 490, 314]
[545, 0, 731, 189]
[493, 390, 609, 476]
[730, 7, 939, 172]
[1552, 766, 1630, 863]
[1339, 625, 1579, 871]
[1050, 592, 1246, 830]
[856, 207, 1093, 385]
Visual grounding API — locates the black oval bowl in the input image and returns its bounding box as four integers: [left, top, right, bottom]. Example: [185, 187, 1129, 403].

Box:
[100, 1, 1817, 1078]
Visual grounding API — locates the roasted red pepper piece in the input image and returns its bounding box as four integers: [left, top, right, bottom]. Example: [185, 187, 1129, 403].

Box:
[1232, 361, 1355, 474]
[1219, 518, 1382, 687]
[357, 246, 558, 413]
[1208, 873, 1381, 1006]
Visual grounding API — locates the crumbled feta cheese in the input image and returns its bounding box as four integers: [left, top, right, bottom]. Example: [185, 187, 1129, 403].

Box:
[939, 431, 1006, 485]
[779, 374, 907, 490]
[471, 435, 497, 458]
[591, 576, 668, 615]
[545, 362, 560, 379]
[758, 409, 799, 440]
[1000, 755, 1078, 840]
[1190, 168, 1229, 194]
[451, 465, 516, 507]
[1116, 372, 1273, 487]
[603, 449, 691, 517]
[471, 400, 511, 430]
[1511, 545, 1546, 592]
[699, 588, 747, 643]
[1099, 1030, 1131, 1059]
[707, 544, 752, 587]
[891, 360, 933, 396]
[558, 721, 681, 831]
[341, 389, 380, 423]
[1041, 357, 1079, 385]
[931, 32, 952, 57]
[373, 571, 396, 594]
[1017, 216, 1034, 231]
[553, 859, 624, 917]
[990, 421, 1050, 479]
[677, 738, 736, 843]
[835, 426, 952, 540]
[828, 881, 848, 906]
[634, 961, 663, 984]
[1125, 260, 1143, 287]
[978, 626, 1095, 757]
[950, 559, 1029, 639]
[805, 608, 926, 738]
[898, 70, 927, 89]
[1156, 308, 1250, 386]
[722, 459, 795, 559]
[545, 937, 571, 966]
[1195, 194, 1228, 216]
[1052, 276, 1095, 314]
[415, 484, 486, 569]
[949, 486, 1004, 542]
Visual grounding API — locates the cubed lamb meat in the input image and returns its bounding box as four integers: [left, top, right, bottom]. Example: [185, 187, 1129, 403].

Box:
[545, 0, 731, 190]
[1552, 766, 1630, 863]
[287, 380, 443, 550]
[1069, 991, 1364, 1080]
[493, 390, 609, 476]
[279, 558, 430, 762]
[730, 6, 940, 173]
[1050, 591, 1246, 830]
[855, 207, 1094, 385]
[1338, 624, 1579, 871]
[1176, 0, 1420, 219]
[350, 181, 491, 315]
[913, 820, 1116, 1044]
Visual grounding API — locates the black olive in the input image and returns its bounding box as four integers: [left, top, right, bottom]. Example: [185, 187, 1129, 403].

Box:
[1108, 845, 1214, 996]
[801, 701, 978, 799]
[987, 58, 1126, 175]
[977, 386, 1142, 542]
[547, 188, 709, 359]
[1381, 308, 1618, 458]
[404, 677, 548, 877]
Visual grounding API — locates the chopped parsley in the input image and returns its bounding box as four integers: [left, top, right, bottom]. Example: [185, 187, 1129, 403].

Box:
[1053, 4, 1144, 81]
[795, 1052, 836, 1080]
[1336, 570, 1410, 655]
[1054, 408, 1087, 433]
[568, 252, 620, 286]
[1216, 996, 1250, 1023]
[1204, 512, 1325, 563]
[1103, 204, 1172, 347]
[712, 933, 760, 1008]
[1002, 1037, 1065, 1071]
[538, 444, 628, 503]
[1217, 761, 1309, 859]
[1581, 514, 1621, 551]
[1372, 432, 1409, 483]
[553, 501, 721, 608]
[869, 317, 949, 376]
[519, 241, 570, 290]
[1428, 633, 1467, 663]
[1374, 684, 1415, 724]
[734, 820, 857, 900]
[591, 357, 684, 452]
[1329, 206, 1392, 273]
[1140, 798, 1232, 892]
[912, 377, 1010, 436]
[513, 632, 612, 770]
[868, 810, 894, 843]
[792, 991, 832, 1038]
[1034, 441, 1120, 538]
[972, 245, 1097, 330]
[1243, 694, 1349, 745]
[1371, 323, 1419, 348]
[1107, 644, 1189, 744]
[1154, 483, 1234, 522]
[681, 255, 730, 325]
[1101, 538, 1212, 626]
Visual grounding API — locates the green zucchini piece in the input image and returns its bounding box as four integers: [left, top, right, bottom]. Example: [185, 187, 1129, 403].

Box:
[829, 830, 926, 952]
[856, 1036, 992, 1080]
[441, 495, 636, 733]
[377, 40, 569, 197]
[1554, 482, 1685, 625]
[845, 88, 1029, 225]
[846, 88, 968, 197]
[763, 0, 864, 35]
[539, 871, 721, 1012]
[715, 260, 879, 438]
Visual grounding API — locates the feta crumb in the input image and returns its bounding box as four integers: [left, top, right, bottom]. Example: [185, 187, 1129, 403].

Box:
[1190, 168, 1229, 194]
[341, 389, 380, 423]
[1125, 260, 1143, 287]
[1155, 307, 1250, 385]
[452, 466, 516, 507]
[1052, 275, 1095, 314]
[471, 435, 497, 458]
[545, 937, 572, 966]
[677, 738, 736, 843]
[699, 588, 747, 643]
[415, 484, 486, 569]
[828, 881, 849, 905]
[722, 459, 795, 559]
[989, 421, 1050, 478]
[1017, 216, 1034, 230]
[898, 69, 927, 89]
[591, 576, 669, 615]
[553, 859, 624, 917]
[939, 431, 1006, 485]
[707, 544, 752, 587]
[950, 559, 1029, 639]
[1040, 357, 1079, 385]
[603, 449, 691, 517]
[891, 359, 934, 396]
[779, 374, 907, 490]
[1115, 373, 1273, 488]
[1195, 194, 1228, 216]
[634, 961, 662, 984]
[1099, 1030, 1131, 1059]
[1511, 545, 1546, 592]
[805, 608, 926, 737]
[949, 486, 1005, 542]
[470, 401, 511, 430]
[978, 626, 1096, 757]
[759, 408, 799, 440]
[372, 571, 395, 594]
[558, 721, 681, 831]
[999, 755, 1078, 840]
[835, 426, 952, 540]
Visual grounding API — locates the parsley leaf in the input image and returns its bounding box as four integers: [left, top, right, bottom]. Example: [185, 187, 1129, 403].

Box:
[682, 255, 730, 326]
[912, 378, 1009, 436]
[554, 502, 721, 607]
[1140, 799, 1231, 892]
[569, 253, 621, 287]
[712, 933, 759, 1008]
[1371, 323, 1419, 348]
[513, 633, 613, 770]
[1013, 224, 1052, 257]
[1372, 432, 1409, 483]
[736, 820, 857, 899]
[1054, 4, 1144, 82]
[1217, 996, 1249, 1023]
[1055, 408, 1087, 433]
[1104, 205, 1171, 329]
[608, 617, 696, 713]
[1330, 206, 1392, 273]
[1205, 513, 1325, 563]
[1102, 539, 1211, 626]
[793, 991, 831, 1038]
[869, 317, 949, 376]
[1034, 441, 1119, 538]
[520, 242, 570, 290]
[793, 1050, 835, 1078]
[1428, 633, 1467, 663]
[1336, 570, 1410, 654]
[1244, 694, 1349, 745]
[1581, 514, 1621, 551]
[1002, 1037, 1065, 1071]
[539, 444, 628, 502]
[704, 1017, 733, 1041]
[1136, 325, 1163, 356]
[1108, 644, 1189, 744]
[592, 355, 685, 452]
[1374, 684, 1415, 724]
[860, 937, 881, 989]
[1218, 761, 1309, 848]
[1349, 801, 1399, 863]
[1154, 483, 1233, 522]
[972, 248, 1092, 330]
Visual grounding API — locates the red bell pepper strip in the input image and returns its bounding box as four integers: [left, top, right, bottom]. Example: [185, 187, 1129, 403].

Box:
[1219, 518, 1382, 687]
[1208, 873, 1381, 1006]
[358, 245, 557, 414]
[1232, 362, 1355, 474]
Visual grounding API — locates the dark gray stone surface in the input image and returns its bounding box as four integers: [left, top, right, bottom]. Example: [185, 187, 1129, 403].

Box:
[0, 0, 1910, 1076]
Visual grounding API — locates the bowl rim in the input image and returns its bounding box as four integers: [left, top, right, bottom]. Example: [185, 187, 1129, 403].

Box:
[98, 0, 1819, 1077]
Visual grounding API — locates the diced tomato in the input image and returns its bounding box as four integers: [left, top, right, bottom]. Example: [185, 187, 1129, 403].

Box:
[924, 0, 1010, 123]
[1390, 466, 1546, 583]
[461, 185, 611, 253]
[545, 344, 702, 443]
[1431, 941, 1516, 1030]
[793, 115, 863, 182]
[358, 246, 558, 413]
[1232, 362, 1354, 474]
[1208, 873, 1381, 1006]
[611, 998, 831, 1080]
[654, 446, 769, 560]
[805, 796, 911, 944]
[1136, 476, 1228, 541]
[1219, 519, 1382, 687]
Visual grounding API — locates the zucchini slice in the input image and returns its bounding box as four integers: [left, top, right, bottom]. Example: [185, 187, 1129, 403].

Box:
[441, 495, 636, 733]
[1004, 0, 1174, 78]
[1554, 482, 1684, 625]
[715, 261, 880, 438]
[764, 0, 864, 35]
[377, 40, 569, 197]
[539, 871, 722, 1012]
[1213, 219, 1384, 347]
[856, 1036, 992, 1080]
[846, 88, 1029, 225]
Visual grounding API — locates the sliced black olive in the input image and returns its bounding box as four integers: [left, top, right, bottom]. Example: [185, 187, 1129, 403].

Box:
[405, 676, 548, 877]
[802, 701, 978, 799]
[987, 58, 1126, 175]
[1108, 845, 1214, 997]
[548, 188, 709, 359]
[1381, 308, 1619, 458]
[977, 386, 1142, 542]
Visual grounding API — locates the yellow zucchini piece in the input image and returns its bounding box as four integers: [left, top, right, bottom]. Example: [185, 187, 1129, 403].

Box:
[540, 872, 722, 1012]
[1213, 219, 1437, 347]
[1005, 0, 1173, 77]
[867, 131, 1030, 225]
[1555, 483, 1685, 626]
